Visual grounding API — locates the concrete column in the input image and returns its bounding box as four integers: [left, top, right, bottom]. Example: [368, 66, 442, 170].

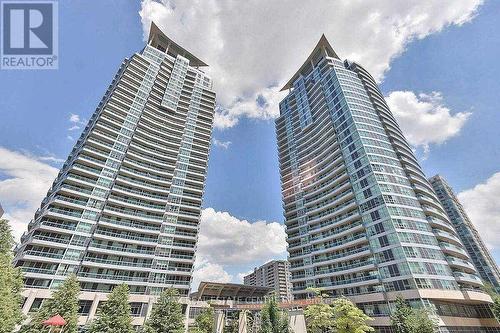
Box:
[22, 289, 37, 314]
[214, 310, 225, 333]
[184, 301, 190, 333]
[86, 293, 102, 324]
[288, 309, 307, 333]
[238, 310, 247, 333]
[146, 296, 155, 319]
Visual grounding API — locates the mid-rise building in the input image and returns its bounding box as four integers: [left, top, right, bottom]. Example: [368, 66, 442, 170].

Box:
[14, 22, 216, 326]
[275, 35, 498, 331]
[0, 203, 4, 218]
[243, 260, 293, 301]
[430, 174, 500, 292]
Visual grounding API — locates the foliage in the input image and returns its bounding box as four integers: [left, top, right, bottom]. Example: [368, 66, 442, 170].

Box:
[190, 307, 214, 333]
[304, 302, 335, 333]
[223, 318, 239, 333]
[143, 288, 184, 333]
[390, 296, 437, 333]
[20, 274, 80, 333]
[259, 296, 290, 333]
[331, 297, 374, 333]
[390, 297, 413, 333]
[88, 284, 133, 333]
[482, 283, 500, 322]
[0, 219, 24, 333]
[492, 296, 500, 323]
[306, 287, 328, 299]
[406, 308, 438, 333]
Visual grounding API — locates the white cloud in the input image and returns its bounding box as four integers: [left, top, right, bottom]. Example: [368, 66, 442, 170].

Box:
[69, 113, 81, 123]
[385, 91, 471, 155]
[458, 172, 500, 250]
[212, 138, 232, 149]
[237, 270, 253, 283]
[197, 208, 287, 265]
[0, 147, 59, 241]
[38, 155, 65, 164]
[190, 208, 287, 290]
[139, 0, 482, 128]
[67, 135, 74, 141]
[191, 259, 233, 291]
[68, 113, 85, 133]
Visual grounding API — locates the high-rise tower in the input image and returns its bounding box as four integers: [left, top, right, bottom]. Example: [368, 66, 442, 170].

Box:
[430, 174, 500, 292]
[243, 260, 293, 302]
[276, 36, 498, 331]
[14, 23, 216, 325]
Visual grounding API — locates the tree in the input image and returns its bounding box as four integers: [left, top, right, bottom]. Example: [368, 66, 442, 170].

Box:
[391, 296, 437, 333]
[304, 303, 335, 333]
[406, 308, 438, 333]
[143, 288, 185, 333]
[259, 296, 290, 333]
[0, 219, 24, 333]
[190, 307, 214, 333]
[331, 297, 374, 333]
[88, 284, 133, 333]
[390, 296, 413, 333]
[20, 273, 80, 333]
[482, 283, 500, 322]
[492, 296, 500, 323]
[303, 287, 335, 333]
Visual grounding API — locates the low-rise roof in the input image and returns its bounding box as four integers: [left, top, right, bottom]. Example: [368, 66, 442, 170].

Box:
[191, 281, 273, 300]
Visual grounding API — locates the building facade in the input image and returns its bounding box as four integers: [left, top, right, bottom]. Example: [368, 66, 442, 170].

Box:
[14, 23, 215, 326]
[275, 36, 498, 331]
[430, 174, 500, 292]
[243, 260, 293, 301]
[0, 203, 4, 218]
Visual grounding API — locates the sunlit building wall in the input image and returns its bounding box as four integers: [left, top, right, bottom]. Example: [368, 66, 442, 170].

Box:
[276, 35, 499, 332]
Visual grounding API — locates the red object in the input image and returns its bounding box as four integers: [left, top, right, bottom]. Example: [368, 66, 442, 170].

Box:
[43, 314, 67, 326]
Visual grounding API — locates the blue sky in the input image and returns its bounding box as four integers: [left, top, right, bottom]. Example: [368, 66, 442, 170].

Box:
[0, 0, 499, 287]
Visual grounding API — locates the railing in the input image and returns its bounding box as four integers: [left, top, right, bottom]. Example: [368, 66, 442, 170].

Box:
[99, 216, 160, 232]
[22, 267, 57, 275]
[84, 256, 152, 268]
[112, 184, 168, 201]
[94, 229, 158, 243]
[78, 272, 149, 282]
[89, 242, 155, 255]
[23, 250, 64, 259]
[33, 234, 70, 244]
[104, 205, 163, 221]
[109, 194, 164, 210]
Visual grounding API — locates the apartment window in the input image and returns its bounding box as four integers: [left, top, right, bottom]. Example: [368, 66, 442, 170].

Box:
[378, 235, 389, 247]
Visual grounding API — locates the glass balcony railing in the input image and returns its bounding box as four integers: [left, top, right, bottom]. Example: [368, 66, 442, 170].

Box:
[33, 234, 70, 244]
[94, 229, 158, 243]
[104, 206, 163, 221]
[314, 274, 379, 288]
[54, 195, 88, 207]
[312, 246, 371, 264]
[47, 207, 82, 218]
[60, 183, 92, 195]
[78, 272, 149, 282]
[99, 216, 160, 232]
[41, 220, 77, 231]
[89, 242, 154, 255]
[22, 267, 57, 275]
[83, 256, 152, 268]
[108, 194, 164, 210]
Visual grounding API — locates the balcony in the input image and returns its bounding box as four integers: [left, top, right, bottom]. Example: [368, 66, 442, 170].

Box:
[78, 272, 149, 282]
[454, 272, 483, 286]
